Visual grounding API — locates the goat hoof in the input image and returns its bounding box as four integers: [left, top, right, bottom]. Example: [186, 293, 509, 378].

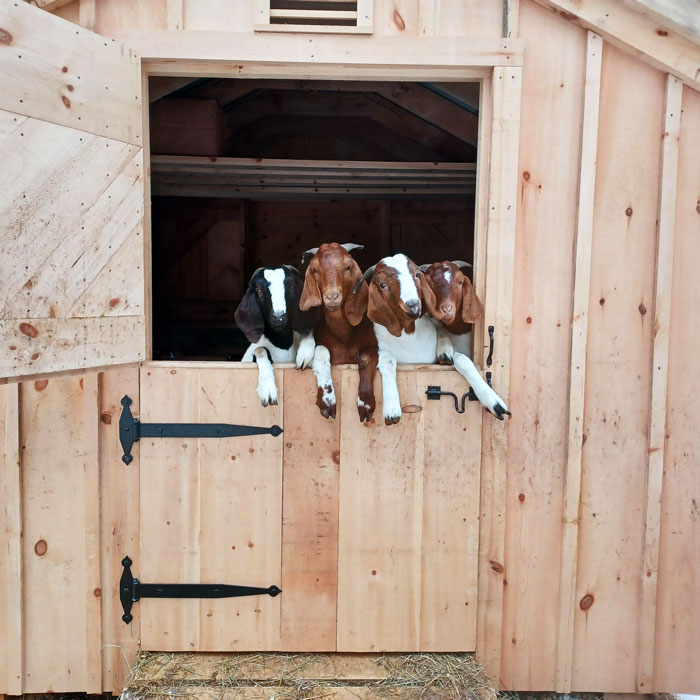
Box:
[438, 353, 454, 366]
[384, 415, 401, 426]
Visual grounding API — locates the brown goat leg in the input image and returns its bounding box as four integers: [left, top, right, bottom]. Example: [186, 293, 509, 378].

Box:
[356, 348, 378, 423]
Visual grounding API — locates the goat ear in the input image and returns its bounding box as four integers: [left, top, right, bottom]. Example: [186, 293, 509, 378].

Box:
[299, 264, 322, 311]
[368, 284, 403, 337]
[344, 261, 368, 327]
[234, 286, 265, 343]
[461, 275, 484, 323]
[417, 270, 439, 318]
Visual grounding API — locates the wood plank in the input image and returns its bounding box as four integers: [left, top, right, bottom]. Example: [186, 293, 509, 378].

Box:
[99, 366, 141, 694]
[78, 0, 95, 30]
[139, 365, 283, 651]
[622, 0, 700, 45]
[166, 0, 184, 30]
[531, 0, 700, 92]
[502, 5, 587, 690]
[109, 31, 523, 67]
[555, 30, 603, 693]
[149, 77, 197, 102]
[420, 369, 481, 650]
[337, 369, 423, 651]
[0, 0, 142, 145]
[21, 373, 102, 692]
[572, 44, 665, 692]
[476, 64, 521, 683]
[635, 73, 682, 693]
[0, 316, 145, 378]
[279, 368, 341, 651]
[652, 84, 700, 694]
[0, 384, 22, 695]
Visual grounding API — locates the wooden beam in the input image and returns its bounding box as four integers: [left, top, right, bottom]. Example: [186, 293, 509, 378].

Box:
[636, 73, 683, 693]
[623, 0, 700, 45]
[476, 65, 522, 684]
[148, 76, 199, 103]
[555, 31, 603, 693]
[25, 0, 75, 11]
[106, 31, 524, 69]
[532, 0, 700, 91]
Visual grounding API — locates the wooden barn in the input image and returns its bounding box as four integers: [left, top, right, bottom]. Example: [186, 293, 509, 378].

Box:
[1, 0, 699, 696]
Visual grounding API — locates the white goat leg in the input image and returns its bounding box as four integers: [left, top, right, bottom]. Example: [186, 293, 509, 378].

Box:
[312, 345, 337, 419]
[253, 346, 278, 407]
[295, 330, 315, 370]
[453, 352, 510, 420]
[435, 326, 454, 365]
[378, 351, 402, 424]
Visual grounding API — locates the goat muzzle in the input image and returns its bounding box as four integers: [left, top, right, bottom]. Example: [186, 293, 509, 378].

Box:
[403, 299, 421, 319]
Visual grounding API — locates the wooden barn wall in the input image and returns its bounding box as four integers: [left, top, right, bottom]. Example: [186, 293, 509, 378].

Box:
[54, 0, 504, 38]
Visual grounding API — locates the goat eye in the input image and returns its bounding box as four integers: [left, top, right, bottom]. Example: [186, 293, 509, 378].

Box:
[379, 283, 388, 291]
[256, 288, 263, 298]
[345, 265, 351, 272]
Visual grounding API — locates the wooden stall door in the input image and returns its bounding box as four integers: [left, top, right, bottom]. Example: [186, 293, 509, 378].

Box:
[337, 367, 483, 651]
[0, 1, 146, 379]
[138, 364, 284, 650]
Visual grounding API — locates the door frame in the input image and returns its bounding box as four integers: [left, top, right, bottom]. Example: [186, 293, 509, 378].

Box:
[139, 45, 522, 678]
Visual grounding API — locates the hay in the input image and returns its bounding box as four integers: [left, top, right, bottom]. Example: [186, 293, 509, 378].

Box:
[121, 652, 497, 700]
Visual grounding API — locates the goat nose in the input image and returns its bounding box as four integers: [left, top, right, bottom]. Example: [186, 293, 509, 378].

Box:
[440, 304, 455, 316]
[406, 300, 420, 316]
[325, 291, 340, 302]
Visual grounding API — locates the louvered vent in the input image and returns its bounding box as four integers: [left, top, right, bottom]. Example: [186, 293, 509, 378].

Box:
[255, 0, 373, 34]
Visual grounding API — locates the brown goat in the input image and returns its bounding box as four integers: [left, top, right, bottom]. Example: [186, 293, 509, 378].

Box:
[420, 260, 483, 363]
[299, 242, 378, 423]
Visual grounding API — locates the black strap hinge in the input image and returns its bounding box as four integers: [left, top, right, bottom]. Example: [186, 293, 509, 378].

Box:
[119, 395, 282, 464]
[119, 557, 281, 624]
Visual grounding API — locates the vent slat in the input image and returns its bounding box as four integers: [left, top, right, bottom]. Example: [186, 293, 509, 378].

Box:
[270, 9, 357, 20]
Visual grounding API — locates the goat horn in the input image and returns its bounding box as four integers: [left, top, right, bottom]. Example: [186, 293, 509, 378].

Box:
[341, 243, 364, 254]
[353, 264, 376, 294]
[451, 260, 473, 269]
[418, 264, 431, 272]
[283, 264, 301, 275]
[301, 247, 319, 264]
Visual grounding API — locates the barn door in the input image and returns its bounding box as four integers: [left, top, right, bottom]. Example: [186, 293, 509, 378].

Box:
[137, 364, 284, 650]
[0, 2, 146, 379]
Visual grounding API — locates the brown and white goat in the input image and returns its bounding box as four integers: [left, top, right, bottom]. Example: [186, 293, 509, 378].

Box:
[299, 242, 378, 422]
[359, 254, 509, 424]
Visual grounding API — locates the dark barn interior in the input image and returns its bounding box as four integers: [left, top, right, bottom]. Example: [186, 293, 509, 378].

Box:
[148, 78, 479, 359]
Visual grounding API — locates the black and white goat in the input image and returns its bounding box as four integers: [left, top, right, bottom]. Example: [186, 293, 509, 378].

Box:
[234, 266, 318, 407]
[357, 254, 509, 424]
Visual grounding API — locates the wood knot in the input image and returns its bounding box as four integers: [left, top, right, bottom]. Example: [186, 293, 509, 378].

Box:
[490, 560, 504, 574]
[625, 206, 633, 217]
[638, 303, 647, 315]
[522, 171, 531, 181]
[518, 493, 525, 502]
[599, 297, 605, 306]
[93, 587, 102, 597]
[34, 379, 49, 392]
[579, 593, 594, 610]
[332, 450, 341, 465]
[0, 28, 12, 44]
[100, 412, 112, 425]
[34, 539, 48, 556]
[61, 95, 71, 109]
[109, 297, 120, 308]
[656, 29, 668, 36]
[19, 322, 38, 338]
[401, 404, 422, 413]
[392, 9, 406, 30]
[526, 316, 532, 323]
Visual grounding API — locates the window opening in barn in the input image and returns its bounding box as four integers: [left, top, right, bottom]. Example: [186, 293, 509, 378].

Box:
[148, 78, 479, 361]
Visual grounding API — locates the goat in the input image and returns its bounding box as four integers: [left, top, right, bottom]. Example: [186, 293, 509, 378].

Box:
[357, 254, 509, 424]
[299, 242, 378, 423]
[235, 265, 317, 407]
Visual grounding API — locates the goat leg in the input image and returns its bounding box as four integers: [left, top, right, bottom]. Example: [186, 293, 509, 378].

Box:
[452, 352, 511, 420]
[312, 345, 337, 419]
[435, 325, 455, 365]
[295, 330, 315, 370]
[356, 349, 378, 423]
[253, 346, 278, 407]
[378, 351, 402, 425]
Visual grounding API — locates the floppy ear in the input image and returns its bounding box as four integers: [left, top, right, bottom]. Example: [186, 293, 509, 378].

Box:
[461, 275, 484, 323]
[234, 286, 265, 343]
[417, 271, 439, 318]
[368, 284, 403, 337]
[299, 264, 322, 311]
[344, 260, 368, 326]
